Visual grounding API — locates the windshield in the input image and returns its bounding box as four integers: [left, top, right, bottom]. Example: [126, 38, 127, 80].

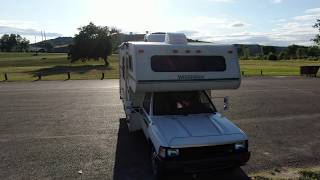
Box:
[153, 91, 216, 115]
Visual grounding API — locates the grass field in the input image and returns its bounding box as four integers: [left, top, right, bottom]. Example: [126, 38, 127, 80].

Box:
[240, 60, 320, 76]
[0, 52, 319, 81]
[0, 53, 118, 81]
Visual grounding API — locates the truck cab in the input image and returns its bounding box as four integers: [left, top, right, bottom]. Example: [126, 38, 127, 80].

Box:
[139, 90, 250, 177]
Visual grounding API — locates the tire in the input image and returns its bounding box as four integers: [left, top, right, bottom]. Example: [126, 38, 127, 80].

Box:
[150, 146, 165, 179]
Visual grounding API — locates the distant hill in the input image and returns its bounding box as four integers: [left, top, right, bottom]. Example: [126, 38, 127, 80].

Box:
[32, 37, 73, 47]
[30, 37, 73, 53]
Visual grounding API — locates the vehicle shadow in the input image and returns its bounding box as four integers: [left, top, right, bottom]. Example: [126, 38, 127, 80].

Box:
[29, 65, 111, 76]
[113, 118, 251, 180]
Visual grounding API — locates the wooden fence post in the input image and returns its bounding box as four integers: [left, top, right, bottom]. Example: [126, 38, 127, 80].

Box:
[101, 72, 105, 80]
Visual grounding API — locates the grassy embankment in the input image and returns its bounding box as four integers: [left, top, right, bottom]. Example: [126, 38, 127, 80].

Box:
[0, 52, 319, 81]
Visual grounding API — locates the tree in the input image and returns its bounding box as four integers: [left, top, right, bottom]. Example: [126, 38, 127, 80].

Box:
[296, 48, 307, 59]
[7, 34, 18, 52]
[287, 44, 300, 59]
[262, 46, 276, 55]
[307, 46, 320, 57]
[312, 19, 320, 46]
[268, 52, 277, 60]
[15, 35, 30, 52]
[243, 47, 250, 59]
[0, 34, 10, 52]
[237, 45, 250, 59]
[278, 50, 289, 60]
[69, 22, 119, 66]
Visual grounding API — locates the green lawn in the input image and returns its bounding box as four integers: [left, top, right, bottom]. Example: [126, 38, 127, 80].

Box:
[0, 52, 319, 81]
[240, 60, 320, 76]
[0, 52, 119, 81]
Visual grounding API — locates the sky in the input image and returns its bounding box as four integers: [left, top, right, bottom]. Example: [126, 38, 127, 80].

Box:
[0, 0, 320, 46]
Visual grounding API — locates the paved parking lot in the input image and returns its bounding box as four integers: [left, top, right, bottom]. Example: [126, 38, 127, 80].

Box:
[0, 77, 319, 179]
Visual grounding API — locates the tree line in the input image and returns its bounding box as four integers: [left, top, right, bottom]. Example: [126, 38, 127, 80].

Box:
[0, 34, 30, 52]
[238, 44, 320, 61]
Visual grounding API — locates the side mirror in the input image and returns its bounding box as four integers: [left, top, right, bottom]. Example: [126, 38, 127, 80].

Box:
[125, 101, 133, 114]
[224, 96, 229, 111]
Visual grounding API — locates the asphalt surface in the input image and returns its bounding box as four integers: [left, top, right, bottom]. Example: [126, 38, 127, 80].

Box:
[0, 77, 319, 180]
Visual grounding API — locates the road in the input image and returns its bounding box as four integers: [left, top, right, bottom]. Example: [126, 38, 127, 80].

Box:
[0, 77, 319, 180]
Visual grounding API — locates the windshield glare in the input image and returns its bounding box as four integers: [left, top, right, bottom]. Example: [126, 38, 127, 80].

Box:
[153, 91, 216, 116]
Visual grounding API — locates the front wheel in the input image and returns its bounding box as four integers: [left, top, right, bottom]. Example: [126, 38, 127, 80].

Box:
[151, 146, 165, 179]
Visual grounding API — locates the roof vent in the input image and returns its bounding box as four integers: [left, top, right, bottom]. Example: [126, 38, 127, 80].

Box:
[144, 33, 165, 42]
[165, 33, 188, 44]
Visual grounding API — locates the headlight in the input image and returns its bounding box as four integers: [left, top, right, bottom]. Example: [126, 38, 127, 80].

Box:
[167, 148, 180, 157]
[158, 147, 180, 158]
[234, 141, 246, 151]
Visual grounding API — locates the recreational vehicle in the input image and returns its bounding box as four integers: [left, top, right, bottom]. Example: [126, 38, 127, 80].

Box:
[119, 33, 250, 178]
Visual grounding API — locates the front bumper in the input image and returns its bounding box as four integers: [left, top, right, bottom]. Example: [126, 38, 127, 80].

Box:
[157, 151, 250, 173]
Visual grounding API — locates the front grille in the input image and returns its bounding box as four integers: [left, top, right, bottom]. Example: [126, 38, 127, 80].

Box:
[176, 144, 234, 161]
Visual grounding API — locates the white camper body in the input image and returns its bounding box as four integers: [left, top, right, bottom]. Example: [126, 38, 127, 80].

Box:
[119, 42, 241, 94]
[119, 33, 249, 177]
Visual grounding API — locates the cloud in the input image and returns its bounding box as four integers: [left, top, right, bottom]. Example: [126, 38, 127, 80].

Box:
[194, 30, 316, 46]
[293, 7, 320, 21]
[0, 26, 62, 37]
[175, 30, 199, 36]
[271, 0, 283, 4]
[270, 18, 287, 23]
[182, 6, 319, 46]
[0, 19, 38, 29]
[231, 22, 245, 27]
[191, 16, 249, 30]
[208, 0, 234, 2]
[305, 8, 320, 14]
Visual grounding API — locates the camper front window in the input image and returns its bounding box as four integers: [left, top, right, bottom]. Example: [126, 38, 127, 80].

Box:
[153, 91, 216, 116]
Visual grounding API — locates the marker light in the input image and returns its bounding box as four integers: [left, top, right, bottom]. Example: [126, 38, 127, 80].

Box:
[158, 147, 166, 158]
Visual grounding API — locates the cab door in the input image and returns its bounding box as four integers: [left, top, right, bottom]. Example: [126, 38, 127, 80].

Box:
[141, 93, 152, 139]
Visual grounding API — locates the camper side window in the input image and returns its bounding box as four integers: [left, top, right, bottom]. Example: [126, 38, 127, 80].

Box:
[143, 93, 152, 114]
[128, 55, 133, 71]
[122, 57, 125, 78]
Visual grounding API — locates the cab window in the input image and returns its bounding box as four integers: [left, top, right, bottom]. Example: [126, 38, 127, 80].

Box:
[143, 93, 152, 114]
[153, 91, 216, 115]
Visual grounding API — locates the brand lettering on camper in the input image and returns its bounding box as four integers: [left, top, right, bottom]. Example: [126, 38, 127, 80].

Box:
[177, 75, 205, 80]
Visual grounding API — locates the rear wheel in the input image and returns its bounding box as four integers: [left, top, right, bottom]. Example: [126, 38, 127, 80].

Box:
[150, 146, 165, 179]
